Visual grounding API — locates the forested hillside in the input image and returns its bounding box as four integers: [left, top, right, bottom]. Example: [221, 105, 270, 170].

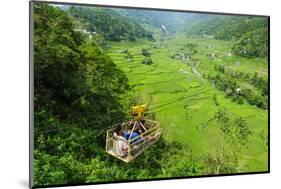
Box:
[34, 3, 130, 185]
[232, 28, 268, 58]
[116, 9, 197, 34]
[186, 16, 267, 40]
[67, 6, 154, 41]
[186, 15, 268, 58]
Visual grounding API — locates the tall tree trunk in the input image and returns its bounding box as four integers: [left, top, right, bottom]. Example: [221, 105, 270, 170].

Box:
[216, 163, 221, 174]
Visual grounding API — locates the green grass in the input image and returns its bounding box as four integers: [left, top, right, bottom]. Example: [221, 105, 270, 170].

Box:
[106, 35, 268, 173]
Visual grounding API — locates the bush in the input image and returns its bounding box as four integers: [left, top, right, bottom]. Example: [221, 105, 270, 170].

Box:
[215, 65, 225, 73]
[141, 48, 152, 57]
[237, 96, 244, 104]
[142, 57, 153, 65]
[225, 88, 233, 96]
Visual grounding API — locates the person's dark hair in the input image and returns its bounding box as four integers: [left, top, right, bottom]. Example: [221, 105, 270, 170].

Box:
[115, 124, 122, 134]
[135, 122, 145, 134]
[128, 121, 134, 130]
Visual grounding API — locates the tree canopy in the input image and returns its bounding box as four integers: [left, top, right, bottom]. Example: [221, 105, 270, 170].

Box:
[186, 15, 268, 58]
[68, 6, 154, 41]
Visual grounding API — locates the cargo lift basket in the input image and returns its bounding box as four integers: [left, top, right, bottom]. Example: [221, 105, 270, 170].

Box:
[106, 119, 162, 163]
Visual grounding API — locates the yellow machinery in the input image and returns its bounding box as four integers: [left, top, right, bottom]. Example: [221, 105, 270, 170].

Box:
[105, 104, 162, 163]
[130, 104, 148, 120]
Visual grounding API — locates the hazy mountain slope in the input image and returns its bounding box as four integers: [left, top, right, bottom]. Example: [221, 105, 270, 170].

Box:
[67, 6, 154, 41]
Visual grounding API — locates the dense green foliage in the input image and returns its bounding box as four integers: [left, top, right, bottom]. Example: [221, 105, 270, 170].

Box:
[68, 6, 154, 41]
[232, 28, 268, 58]
[208, 64, 268, 109]
[142, 57, 153, 65]
[34, 3, 130, 185]
[187, 16, 268, 58]
[187, 16, 267, 40]
[199, 110, 251, 174]
[34, 3, 130, 132]
[141, 48, 152, 57]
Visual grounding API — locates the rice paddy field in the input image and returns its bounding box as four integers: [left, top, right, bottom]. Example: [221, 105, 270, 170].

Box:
[106, 35, 268, 172]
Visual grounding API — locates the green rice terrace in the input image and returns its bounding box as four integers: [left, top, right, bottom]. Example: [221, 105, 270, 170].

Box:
[106, 35, 268, 172]
[33, 3, 269, 186]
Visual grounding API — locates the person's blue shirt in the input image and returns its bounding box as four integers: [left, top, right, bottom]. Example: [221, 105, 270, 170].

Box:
[124, 131, 140, 144]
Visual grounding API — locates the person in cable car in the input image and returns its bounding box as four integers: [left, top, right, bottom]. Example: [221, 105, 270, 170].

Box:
[113, 124, 128, 157]
[124, 122, 142, 144]
[135, 122, 146, 135]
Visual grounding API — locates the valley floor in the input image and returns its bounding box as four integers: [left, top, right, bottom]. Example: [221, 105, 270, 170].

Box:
[106, 35, 268, 173]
